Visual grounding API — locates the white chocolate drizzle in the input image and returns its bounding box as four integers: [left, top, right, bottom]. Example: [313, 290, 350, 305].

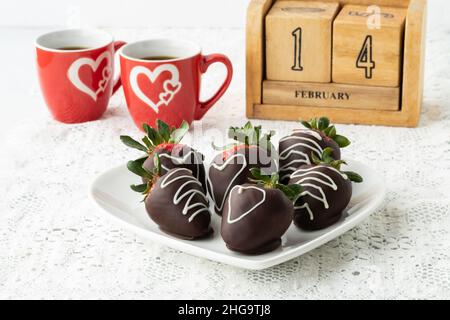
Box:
[291, 165, 348, 220]
[207, 153, 247, 212]
[160, 168, 209, 223]
[292, 129, 323, 140]
[160, 150, 204, 181]
[226, 185, 266, 224]
[294, 203, 314, 220]
[279, 130, 324, 181]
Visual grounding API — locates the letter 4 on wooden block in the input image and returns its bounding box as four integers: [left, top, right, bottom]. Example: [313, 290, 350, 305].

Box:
[332, 5, 407, 87]
[266, 1, 339, 83]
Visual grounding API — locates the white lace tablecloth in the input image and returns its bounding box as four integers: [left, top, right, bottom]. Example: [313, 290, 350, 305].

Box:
[1, 21, 450, 299]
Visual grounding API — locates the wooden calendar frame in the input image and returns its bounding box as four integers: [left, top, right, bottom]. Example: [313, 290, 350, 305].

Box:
[246, 0, 427, 127]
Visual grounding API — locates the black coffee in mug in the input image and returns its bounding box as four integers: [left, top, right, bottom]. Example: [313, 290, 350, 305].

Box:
[141, 56, 178, 61]
[57, 46, 90, 51]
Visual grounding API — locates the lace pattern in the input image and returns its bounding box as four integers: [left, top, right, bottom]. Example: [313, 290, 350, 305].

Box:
[0, 26, 449, 299]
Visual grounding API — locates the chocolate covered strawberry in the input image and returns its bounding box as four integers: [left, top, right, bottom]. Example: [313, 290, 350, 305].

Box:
[221, 169, 301, 254]
[128, 155, 212, 240]
[289, 148, 363, 231]
[279, 117, 351, 184]
[207, 122, 277, 216]
[121, 119, 206, 190]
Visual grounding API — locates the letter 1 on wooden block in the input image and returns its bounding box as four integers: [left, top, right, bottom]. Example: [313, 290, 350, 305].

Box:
[332, 5, 407, 87]
[265, 1, 340, 83]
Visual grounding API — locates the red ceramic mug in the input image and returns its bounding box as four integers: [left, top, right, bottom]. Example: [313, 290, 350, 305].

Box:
[36, 29, 126, 123]
[119, 39, 233, 129]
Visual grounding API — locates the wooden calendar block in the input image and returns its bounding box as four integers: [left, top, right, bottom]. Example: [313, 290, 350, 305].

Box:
[266, 1, 340, 83]
[332, 5, 407, 87]
[262, 80, 400, 110]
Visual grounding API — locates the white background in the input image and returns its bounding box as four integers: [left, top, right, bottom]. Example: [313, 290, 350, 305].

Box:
[0, 0, 445, 29]
[0, 0, 252, 28]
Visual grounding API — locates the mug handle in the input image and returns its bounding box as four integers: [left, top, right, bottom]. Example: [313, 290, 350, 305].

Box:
[195, 54, 233, 120]
[112, 41, 127, 95]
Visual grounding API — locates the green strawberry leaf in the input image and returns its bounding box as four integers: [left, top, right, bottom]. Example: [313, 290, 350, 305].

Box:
[334, 135, 351, 148]
[311, 152, 322, 165]
[170, 121, 189, 144]
[276, 184, 303, 203]
[250, 168, 303, 202]
[311, 149, 363, 183]
[157, 119, 171, 142]
[318, 117, 330, 131]
[322, 147, 335, 163]
[153, 153, 162, 174]
[324, 125, 337, 138]
[243, 121, 253, 130]
[134, 156, 147, 167]
[343, 171, 363, 183]
[143, 123, 152, 136]
[270, 172, 280, 186]
[130, 183, 148, 193]
[127, 160, 151, 179]
[120, 136, 149, 153]
[143, 124, 162, 146]
[300, 120, 312, 129]
[142, 136, 153, 149]
[228, 122, 272, 147]
[258, 133, 277, 156]
[330, 160, 347, 170]
[299, 118, 351, 147]
[249, 168, 272, 184]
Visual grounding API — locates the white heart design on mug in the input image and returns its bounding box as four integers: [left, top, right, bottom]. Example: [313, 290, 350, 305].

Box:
[159, 91, 175, 105]
[129, 64, 182, 113]
[67, 51, 112, 102]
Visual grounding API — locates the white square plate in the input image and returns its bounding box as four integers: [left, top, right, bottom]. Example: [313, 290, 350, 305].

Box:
[90, 160, 385, 270]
